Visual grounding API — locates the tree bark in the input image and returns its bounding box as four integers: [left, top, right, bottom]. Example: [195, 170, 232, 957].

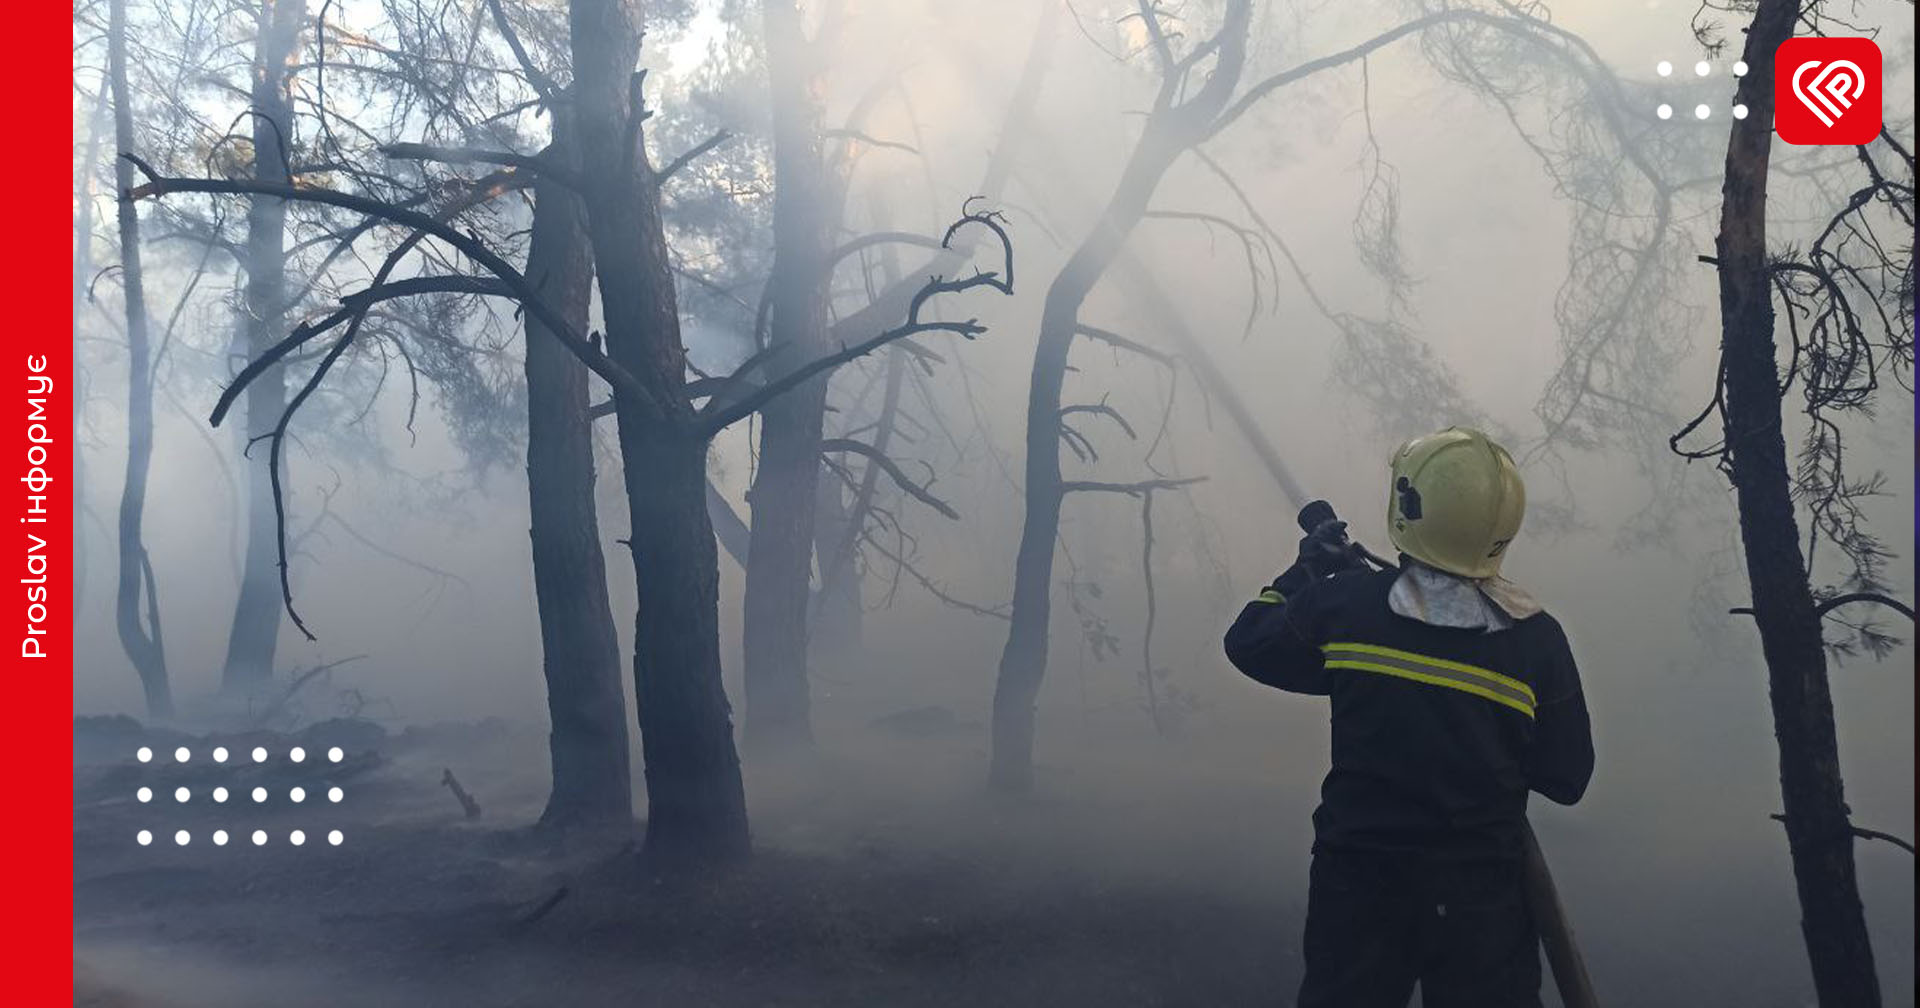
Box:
[990, 1, 1250, 791]
[741, 0, 838, 751]
[525, 121, 634, 830]
[569, 0, 749, 866]
[109, 0, 172, 720]
[222, 0, 305, 692]
[1714, 5, 1880, 1004]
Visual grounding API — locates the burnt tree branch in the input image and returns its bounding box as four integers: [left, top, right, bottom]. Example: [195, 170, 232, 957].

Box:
[819, 438, 958, 519]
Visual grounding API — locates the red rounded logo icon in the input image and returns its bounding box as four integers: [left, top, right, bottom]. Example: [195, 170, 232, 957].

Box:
[1774, 38, 1882, 145]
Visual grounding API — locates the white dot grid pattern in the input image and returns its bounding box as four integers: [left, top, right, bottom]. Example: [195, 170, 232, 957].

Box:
[134, 742, 349, 849]
[1651, 58, 1750, 119]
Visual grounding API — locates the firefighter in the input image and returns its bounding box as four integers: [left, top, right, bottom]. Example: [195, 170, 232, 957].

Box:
[1224, 426, 1593, 1008]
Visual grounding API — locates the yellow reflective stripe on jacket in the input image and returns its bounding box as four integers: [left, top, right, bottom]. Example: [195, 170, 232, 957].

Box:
[1321, 641, 1536, 719]
[1253, 588, 1286, 605]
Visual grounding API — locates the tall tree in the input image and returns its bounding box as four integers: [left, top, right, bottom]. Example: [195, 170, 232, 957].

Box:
[490, 0, 636, 830]
[108, 0, 172, 719]
[523, 118, 635, 830]
[221, 0, 306, 692]
[1696, 1, 1913, 1000]
[136, 0, 1009, 873]
[990, 0, 1252, 791]
[809, 0, 1064, 663]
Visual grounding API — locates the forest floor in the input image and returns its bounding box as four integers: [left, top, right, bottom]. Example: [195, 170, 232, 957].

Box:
[71, 712, 1311, 1008]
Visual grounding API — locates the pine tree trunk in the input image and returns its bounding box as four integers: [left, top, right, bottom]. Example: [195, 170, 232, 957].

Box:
[1714, 5, 1880, 1004]
[569, 0, 749, 866]
[615, 422, 750, 864]
[222, 0, 304, 692]
[108, 0, 171, 720]
[525, 122, 633, 831]
[741, 0, 837, 751]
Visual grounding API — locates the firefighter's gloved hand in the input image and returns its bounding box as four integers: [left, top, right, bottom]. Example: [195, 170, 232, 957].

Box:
[1270, 519, 1360, 599]
[1297, 519, 1360, 578]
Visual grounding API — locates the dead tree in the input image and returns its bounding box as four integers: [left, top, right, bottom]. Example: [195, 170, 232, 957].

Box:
[221, 0, 306, 693]
[132, 73, 1010, 884]
[1685, 0, 1915, 1001]
[989, 0, 1251, 792]
[810, 0, 1065, 654]
[108, 0, 171, 719]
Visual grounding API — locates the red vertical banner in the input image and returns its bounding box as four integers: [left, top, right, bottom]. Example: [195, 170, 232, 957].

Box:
[6, 0, 74, 1001]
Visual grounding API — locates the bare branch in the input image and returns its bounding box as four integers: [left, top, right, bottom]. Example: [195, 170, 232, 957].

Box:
[824, 128, 918, 155]
[1731, 593, 1914, 622]
[659, 130, 733, 182]
[381, 142, 580, 190]
[698, 206, 1015, 435]
[1817, 592, 1915, 621]
[1771, 814, 1915, 856]
[1061, 401, 1137, 440]
[1073, 323, 1175, 365]
[860, 528, 1010, 622]
[482, 0, 561, 103]
[1061, 476, 1205, 495]
[820, 438, 958, 519]
[124, 162, 643, 404]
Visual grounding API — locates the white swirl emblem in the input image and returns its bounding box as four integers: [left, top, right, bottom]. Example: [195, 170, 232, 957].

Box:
[1791, 58, 1867, 127]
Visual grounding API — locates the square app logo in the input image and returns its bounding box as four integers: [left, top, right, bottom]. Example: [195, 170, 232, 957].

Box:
[1775, 37, 1882, 145]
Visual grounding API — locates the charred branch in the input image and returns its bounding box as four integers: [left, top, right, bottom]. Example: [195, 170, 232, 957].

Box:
[821, 438, 958, 520]
[697, 206, 1014, 436]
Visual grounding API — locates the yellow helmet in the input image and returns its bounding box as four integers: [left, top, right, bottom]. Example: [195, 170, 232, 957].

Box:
[1386, 427, 1525, 580]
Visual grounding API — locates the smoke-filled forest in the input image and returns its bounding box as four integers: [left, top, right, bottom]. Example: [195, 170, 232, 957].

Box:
[71, 1, 1913, 1005]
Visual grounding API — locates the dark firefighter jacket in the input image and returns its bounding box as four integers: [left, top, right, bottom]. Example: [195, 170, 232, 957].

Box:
[1224, 565, 1593, 862]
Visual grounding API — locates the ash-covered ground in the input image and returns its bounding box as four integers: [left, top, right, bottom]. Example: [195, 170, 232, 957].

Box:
[72, 709, 1909, 1008]
[73, 713, 1304, 1008]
